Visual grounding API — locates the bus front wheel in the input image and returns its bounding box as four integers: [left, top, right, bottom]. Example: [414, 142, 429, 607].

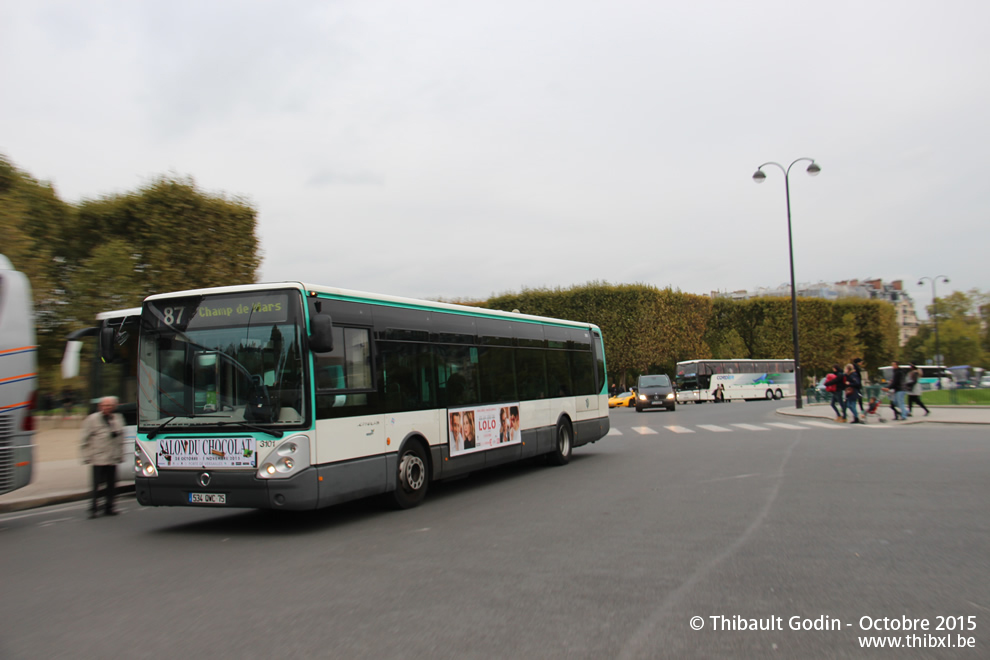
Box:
[392, 441, 429, 509]
[548, 420, 572, 466]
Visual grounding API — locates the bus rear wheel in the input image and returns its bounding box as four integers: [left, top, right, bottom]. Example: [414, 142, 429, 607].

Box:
[765, 389, 774, 400]
[774, 388, 783, 400]
[392, 441, 429, 509]
[548, 420, 572, 466]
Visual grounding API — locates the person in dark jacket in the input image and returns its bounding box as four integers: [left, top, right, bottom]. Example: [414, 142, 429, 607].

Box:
[885, 361, 909, 421]
[843, 363, 863, 423]
[826, 364, 845, 422]
[852, 357, 866, 414]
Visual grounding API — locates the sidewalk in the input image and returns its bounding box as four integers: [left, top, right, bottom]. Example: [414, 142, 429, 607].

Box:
[0, 417, 134, 514]
[776, 402, 990, 425]
[4, 406, 990, 514]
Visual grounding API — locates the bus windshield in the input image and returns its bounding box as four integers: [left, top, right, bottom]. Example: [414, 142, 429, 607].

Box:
[138, 290, 307, 431]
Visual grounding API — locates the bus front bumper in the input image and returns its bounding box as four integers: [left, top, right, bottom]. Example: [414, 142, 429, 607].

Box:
[135, 467, 320, 511]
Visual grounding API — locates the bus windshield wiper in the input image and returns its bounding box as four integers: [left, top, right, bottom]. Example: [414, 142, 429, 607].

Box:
[202, 420, 283, 438]
[146, 416, 177, 440]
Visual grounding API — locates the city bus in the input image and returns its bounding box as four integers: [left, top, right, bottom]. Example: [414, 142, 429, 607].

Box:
[62, 307, 141, 481]
[674, 359, 795, 402]
[133, 282, 610, 510]
[0, 254, 37, 495]
[877, 365, 953, 391]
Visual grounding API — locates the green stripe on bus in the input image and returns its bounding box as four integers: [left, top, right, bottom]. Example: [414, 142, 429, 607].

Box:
[310, 291, 591, 330]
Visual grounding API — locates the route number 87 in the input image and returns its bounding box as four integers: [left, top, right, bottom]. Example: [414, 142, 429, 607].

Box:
[163, 307, 185, 326]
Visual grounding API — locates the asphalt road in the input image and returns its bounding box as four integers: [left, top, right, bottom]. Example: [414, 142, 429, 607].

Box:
[1, 400, 987, 659]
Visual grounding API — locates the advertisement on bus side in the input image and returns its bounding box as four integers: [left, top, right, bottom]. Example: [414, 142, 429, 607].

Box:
[448, 404, 522, 457]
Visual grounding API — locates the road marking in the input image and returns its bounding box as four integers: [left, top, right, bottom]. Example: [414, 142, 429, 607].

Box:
[731, 424, 769, 431]
[697, 424, 732, 432]
[765, 422, 807, 430]
[632, 427, 659, 435]
[702, 472, 761, 483]
[664, 426, 695, 434]
[800, 421, 848, 429]
[607, 428, 623, 436]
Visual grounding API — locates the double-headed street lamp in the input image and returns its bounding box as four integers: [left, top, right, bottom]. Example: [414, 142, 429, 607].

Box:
[918, 275, 949, 371]
[752, 158, 821, 409]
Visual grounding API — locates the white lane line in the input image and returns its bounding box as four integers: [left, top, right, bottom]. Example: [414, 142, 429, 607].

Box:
[697, 424, 733, 433]
[607, 428, 623, 436]
[765, 422, 807, 430]
[731, 424, 769, 431]
[800, 421, 848, 429]
[632, 427, 659, 435]
[665, 426, 695, 434]
[702, 473, 762, 483]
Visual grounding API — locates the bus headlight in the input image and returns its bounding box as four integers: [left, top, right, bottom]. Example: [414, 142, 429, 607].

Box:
[135, 442, 158, 478]
[257, 434, 310, 480]
[666, 393, 675, 400]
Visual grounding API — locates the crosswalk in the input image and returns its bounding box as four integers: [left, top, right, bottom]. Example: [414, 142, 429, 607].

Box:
[608, 419, 891, 436]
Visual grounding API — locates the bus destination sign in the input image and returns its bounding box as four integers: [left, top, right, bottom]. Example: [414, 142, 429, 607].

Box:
[149, 293, 289, 331]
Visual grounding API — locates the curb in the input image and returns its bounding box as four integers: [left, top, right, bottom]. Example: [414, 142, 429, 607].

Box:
[775, 406, 989, 426]
[0, 484, 135, 515]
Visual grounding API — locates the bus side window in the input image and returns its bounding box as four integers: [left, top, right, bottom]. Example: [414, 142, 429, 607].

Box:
[313, 326, 373, 409]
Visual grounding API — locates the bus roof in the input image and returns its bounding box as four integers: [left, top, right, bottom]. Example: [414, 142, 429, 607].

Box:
[676, 358, 793, 364]
[143, 281, 601, 331]
[96, 307, 142, 321]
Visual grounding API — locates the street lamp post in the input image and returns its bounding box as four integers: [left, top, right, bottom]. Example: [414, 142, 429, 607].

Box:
[752, 158, 821, 409]
[918, 275, 949, 372]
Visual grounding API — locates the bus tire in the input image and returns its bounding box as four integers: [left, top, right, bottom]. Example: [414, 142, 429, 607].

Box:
[765, 389, 774, 400]
[774, 388, 783, 400]
[392, 440, 429, 509]
[548, 420, 572, 466]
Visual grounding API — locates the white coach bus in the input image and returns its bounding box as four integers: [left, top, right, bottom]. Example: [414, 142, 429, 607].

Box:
[133, 282, 610, 510]
[674, 358, 796, 402]
[0, 255, 37, 495]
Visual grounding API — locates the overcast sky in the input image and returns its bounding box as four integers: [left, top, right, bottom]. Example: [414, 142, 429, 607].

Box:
[2, 1, 987, 319]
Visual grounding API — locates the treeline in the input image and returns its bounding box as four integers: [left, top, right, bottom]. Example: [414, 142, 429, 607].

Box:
[485, 283, 899, 388]
[0, 154, 261, 392]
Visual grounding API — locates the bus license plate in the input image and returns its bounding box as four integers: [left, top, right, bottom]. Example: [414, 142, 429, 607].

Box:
[189, 492, 226, 505]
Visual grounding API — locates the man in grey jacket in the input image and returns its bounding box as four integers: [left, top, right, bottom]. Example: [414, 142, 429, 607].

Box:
[80, 396, 125, 518]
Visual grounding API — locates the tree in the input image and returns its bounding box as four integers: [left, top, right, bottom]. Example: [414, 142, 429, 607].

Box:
[0, 156, 75, 391]
[920, 289, 988, 368]
[2, 155, 263, 392]
[72, 176, 261, 300]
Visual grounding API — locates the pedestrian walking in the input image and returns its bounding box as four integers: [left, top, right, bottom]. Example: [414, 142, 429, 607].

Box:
[852, 357, 866, 414]
[884, 360, 909, 421]
[843, 363, 863, 423]
[80, 396, 125, 518]
[906, 364, 930, 417]
[825, 364, 845, 422]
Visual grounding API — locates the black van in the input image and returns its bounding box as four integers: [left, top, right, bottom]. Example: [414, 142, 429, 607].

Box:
[635, 374, 676, 412]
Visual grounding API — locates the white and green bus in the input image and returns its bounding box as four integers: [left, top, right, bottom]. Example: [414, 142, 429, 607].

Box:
[674, 359, 796, 402]
[62, 307, 142, 482]
[133, 282, 610, 510]
[0, 255, 37, 495]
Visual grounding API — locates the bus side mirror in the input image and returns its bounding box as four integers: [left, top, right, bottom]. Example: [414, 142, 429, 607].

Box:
[309, 314, 334, 353]
[99, 326, 117, 363]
